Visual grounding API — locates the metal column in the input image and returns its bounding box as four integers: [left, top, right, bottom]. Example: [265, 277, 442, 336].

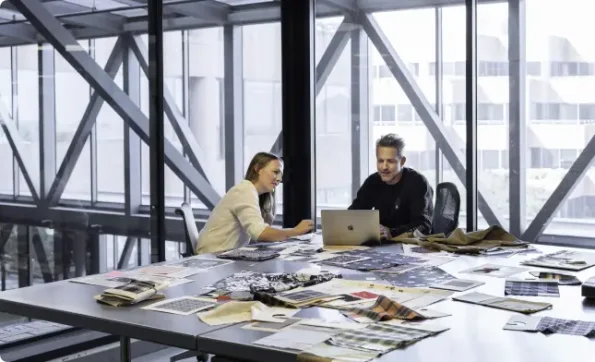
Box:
[351, 19, 369, 197]
[148, 0, 166, 263]
[38, 42, 56, 204]
[124, 38, 142, 216]
[465, 0, 478, 231]
[508, 0, 526, 238]
[434, 7, 443, 185]
[223, 25, 244, 191]
[280, 0, 317, 227]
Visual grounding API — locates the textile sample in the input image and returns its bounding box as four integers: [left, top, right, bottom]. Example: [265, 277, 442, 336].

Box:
[504, 280, 560, 297]
[217, 248, 280, 261]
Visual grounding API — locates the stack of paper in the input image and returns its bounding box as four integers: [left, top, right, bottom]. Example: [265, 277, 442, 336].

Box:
[94, 278, 171, 307]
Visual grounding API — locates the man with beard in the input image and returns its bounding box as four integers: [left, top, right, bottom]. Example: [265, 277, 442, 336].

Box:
[349, 133, 434, 239]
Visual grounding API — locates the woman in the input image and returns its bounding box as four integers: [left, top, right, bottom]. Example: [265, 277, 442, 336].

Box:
[196, 152, 314, 254]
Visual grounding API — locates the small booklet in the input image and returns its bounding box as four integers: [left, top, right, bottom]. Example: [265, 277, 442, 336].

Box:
[95, 278, 171, 307]
[453, 291, 552, 314]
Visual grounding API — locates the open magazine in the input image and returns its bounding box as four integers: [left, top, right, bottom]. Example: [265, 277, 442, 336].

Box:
[94, 277, 171, 307]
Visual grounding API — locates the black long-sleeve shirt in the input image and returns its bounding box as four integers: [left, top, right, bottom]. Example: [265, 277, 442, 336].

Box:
[348, 168, 434, 237]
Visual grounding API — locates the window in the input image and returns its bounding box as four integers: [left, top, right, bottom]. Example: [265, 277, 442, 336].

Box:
[478, 61, 508, 76]
[579, 104, 595, 121]
[373, 105, 396, 123]
[482, 150, 500, 169]
[396, 104, 413, 123]
[526, 61, 541, 76]
[531, 102, 578, 122]
[478, 103, 504, 122]
[560, 149, 577, 169]
[375, 64, 392, 78]
[550, 61, 595, 76]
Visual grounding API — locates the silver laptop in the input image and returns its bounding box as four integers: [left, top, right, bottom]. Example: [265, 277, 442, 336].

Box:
[320, 210, 381, 246]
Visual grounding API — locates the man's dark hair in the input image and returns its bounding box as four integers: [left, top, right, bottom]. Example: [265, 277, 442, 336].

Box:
[376, 133, 405, 156]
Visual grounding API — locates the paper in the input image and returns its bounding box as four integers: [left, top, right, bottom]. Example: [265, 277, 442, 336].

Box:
[244, 318, 302, 332]
[429, 279, 485, 292]
[299, 343, 378, 362]
[503, 315, 542, 332]
[298, 319, 369, 330]
[254, 324, 336, 351]
[143, 297, 216, 315]
[251, 305, 300, 323]
[460, 263, 527, 278]
[70, 272, 130, 288]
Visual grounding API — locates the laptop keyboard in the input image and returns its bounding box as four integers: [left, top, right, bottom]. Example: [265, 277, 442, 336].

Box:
[0, 321, 72, 347]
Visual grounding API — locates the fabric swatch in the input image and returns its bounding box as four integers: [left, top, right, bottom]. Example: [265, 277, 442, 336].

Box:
[411, 246, 439, 254]
[343, 295, 427, 321]
[453, 291, 552, 314]
[207, 270, 339, 295]
[217, 248, 280, 261]
[504, 280, 560, 297]
[529, 271, 582, 285]
[537, 317, 595, 337]
[375, 266, 455, 288]
[321, 250, 422, 272]
[521, 250, 595, 271]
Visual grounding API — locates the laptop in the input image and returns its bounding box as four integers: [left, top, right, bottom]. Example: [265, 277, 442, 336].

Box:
[320, 210, 381, 246]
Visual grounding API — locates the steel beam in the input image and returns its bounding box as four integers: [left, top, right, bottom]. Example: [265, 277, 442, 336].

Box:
[46, 37, 125, 206]
[31, 227, 53, 283]
[128, 35, 213, 185]
[319, 0, 358, 12]
[508, 0, 526, 238]
[0, 93, 40, 202]
[0, 23, 37, 42]
[16, 224, 31, 287]
[350, 23, 369, 197]
[223, 25, 244, 191]
[270, 17, 352, 154]
[165, 1, 230, 23]
[434, 7, 443, 185]
[123, 38, 142, 215]
[360, 12, 502, 227]
[42, 1, 126, 31]
[281, 0, 317, 227]
[465, 0, 478, 231]
[11, 47, 18, 198]
[148, 0, 166, 264]
[117, 236, 135, 269]
[38, 42, 56, 204]
[522, 137, 595, 241]
[11, 0, 220, 209]
[182, 30, 191, 204]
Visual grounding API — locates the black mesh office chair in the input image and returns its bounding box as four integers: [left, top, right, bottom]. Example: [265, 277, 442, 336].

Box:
[174, 203, 200, 257]
[431, 182, 461, 236]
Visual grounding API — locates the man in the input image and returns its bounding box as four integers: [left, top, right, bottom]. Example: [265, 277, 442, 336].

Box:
[349, 133, 434, 239]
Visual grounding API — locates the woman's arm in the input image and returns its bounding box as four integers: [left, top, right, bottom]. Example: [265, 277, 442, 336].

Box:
[256, 226, 302, 242]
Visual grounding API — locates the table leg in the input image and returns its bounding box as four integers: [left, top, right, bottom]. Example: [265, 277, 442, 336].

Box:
[120, 336, 131, 362]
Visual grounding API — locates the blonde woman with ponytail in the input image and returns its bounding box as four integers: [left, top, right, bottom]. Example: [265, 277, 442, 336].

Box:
[196, 152, 313, 254]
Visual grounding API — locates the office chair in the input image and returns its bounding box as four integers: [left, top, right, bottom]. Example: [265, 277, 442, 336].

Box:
[172, 203, 208, 362]
[431, 182, 460, 236]
[174, 203, 200, 257]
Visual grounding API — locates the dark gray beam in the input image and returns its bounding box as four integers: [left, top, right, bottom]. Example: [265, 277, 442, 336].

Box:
[319, 0, 358, 12]
[465, 0, 477, 231]
[270, 17, 351, 155]
[42, 1, 126, 31]
[38, 42, 56, 205]
[0, 22, 37, 42]
[316, 17, 352, 95]
[361, 12, 502, 227]
[10, 47, 17, 197]
[46, 37, 125, 206]
[128, 35, 214, 185]
[123, 38, 142, 215]
[508, 0, 526, 238]
[89, 39, 98, 204]
[350, 23, 369, 197]
[522, 138, 595, 241]
[182, 30, 191, 204]
[165, 1, 230, 23]
[223, 25, 244, 191]
[31, 228, 53, 283]
[11, 0, 221, 209]
[117, 237, 136, 269]
[16, 224, 31, 287]
[434, 7, 443, 185]
[0, 93, 40, 202]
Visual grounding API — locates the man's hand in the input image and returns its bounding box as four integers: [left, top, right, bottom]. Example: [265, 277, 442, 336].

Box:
[379, 225, 391, 240]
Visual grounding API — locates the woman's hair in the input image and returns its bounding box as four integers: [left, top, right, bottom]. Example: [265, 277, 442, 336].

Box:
[244, 152, 282, 225]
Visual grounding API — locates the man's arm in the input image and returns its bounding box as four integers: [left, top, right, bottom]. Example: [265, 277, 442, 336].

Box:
[348, 177, 374, 210]
[389, 179, 433, 237]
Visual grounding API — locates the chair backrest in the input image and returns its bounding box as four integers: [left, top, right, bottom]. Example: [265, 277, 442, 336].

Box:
[175, 203, 200, 257]
[431, 182, 461, 236]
